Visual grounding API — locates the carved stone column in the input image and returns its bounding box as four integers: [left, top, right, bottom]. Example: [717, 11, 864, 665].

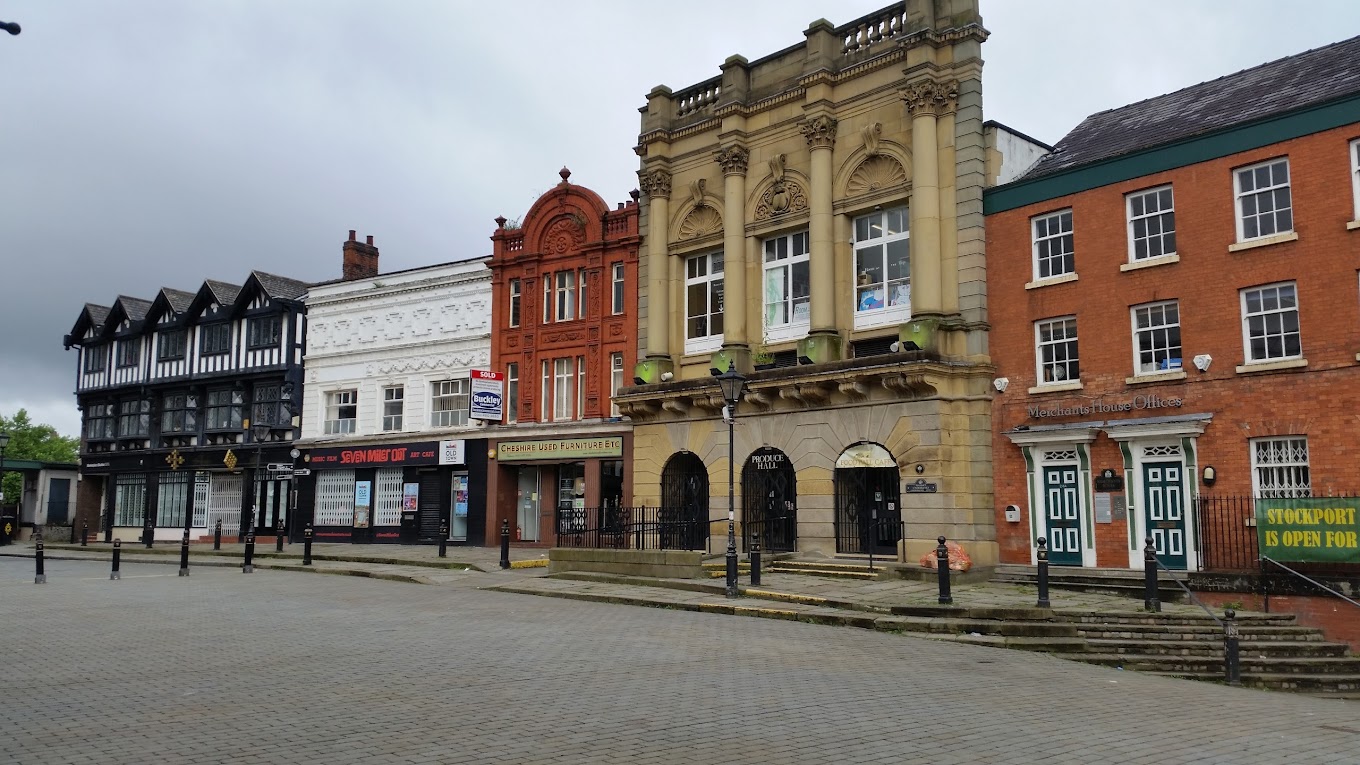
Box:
[716, 145, 750, 350]
[901, 80, 957, 319]
[638, 167, 672, 362]
[801, 115, 838, 335]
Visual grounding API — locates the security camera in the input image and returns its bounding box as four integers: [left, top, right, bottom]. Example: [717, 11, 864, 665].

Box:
[721, 404, 733, 425]
[660, 371, 674, 382]
[1192, 354, 1212, 372]
[890, 341, 901, 353]
[993, 377, 1009, 392]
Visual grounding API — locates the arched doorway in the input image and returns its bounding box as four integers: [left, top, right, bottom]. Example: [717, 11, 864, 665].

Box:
[833, 442, 902, 555]
[660, 452, 708, 550]
[742, 447, 797, 552]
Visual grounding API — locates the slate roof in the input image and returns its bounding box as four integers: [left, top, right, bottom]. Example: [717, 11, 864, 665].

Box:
[1023, 35, 1360, 180]
[203, 279, 242, 305]
[252, 271, 309, 301]
[84, 304, 110, 326]
[114, 295, 153, 322]
[160, 288, 196, 313]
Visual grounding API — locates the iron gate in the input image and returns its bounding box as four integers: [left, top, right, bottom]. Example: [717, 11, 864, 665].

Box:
[660, 452, 709, 550]
[833, 465, 901, 555]
[742, 447, 797, 552]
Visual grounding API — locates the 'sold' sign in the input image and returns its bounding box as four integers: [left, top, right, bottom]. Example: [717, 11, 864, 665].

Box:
[1256, 498, 1360, 564]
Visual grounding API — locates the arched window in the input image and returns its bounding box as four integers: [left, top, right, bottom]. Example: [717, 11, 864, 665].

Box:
[742, 447, 797, 552]
[833, 443, 902, 555]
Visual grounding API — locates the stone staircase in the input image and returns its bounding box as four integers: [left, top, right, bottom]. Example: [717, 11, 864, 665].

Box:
[703, 558, 880, 581]
[991, 563, 1185, 603]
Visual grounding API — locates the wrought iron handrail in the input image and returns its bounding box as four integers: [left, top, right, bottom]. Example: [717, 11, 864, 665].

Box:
[1261, 555, 1360, 610]
[1152, 556, 1223, 628]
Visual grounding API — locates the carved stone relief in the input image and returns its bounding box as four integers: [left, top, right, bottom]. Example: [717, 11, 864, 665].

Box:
[847, 155, 908, 196]
[679, 205, 722, 239]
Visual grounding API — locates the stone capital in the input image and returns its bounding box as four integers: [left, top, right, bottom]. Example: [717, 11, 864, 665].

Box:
[901, 79, 959, 118]
[800, 115, 838, 150]
[715, 145, 750, 176]
[637, 168, 672, 200]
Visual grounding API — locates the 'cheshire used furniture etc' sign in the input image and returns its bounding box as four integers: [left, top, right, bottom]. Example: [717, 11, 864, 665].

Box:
[1027, 394, 1183, 420]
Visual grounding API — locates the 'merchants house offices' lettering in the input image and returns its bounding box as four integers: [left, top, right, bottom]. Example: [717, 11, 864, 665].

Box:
[1028, 394, 1183, 419]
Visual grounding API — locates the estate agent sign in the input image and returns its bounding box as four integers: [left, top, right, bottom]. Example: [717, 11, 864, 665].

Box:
[1255, 498, 1360, 563]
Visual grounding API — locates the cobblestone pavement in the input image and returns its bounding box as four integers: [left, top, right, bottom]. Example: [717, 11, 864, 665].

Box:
[2, 557, 1357, 764]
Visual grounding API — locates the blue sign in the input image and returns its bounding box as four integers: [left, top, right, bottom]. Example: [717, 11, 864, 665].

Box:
[469, 370, 505, 421]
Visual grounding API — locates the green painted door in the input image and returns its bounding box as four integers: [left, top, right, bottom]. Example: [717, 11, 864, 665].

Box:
[1143, 461, 1187, 570]
[1043, 466, 1082, 566]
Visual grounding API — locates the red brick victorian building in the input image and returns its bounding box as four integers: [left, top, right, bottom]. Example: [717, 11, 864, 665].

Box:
[483, 169, 641, 546]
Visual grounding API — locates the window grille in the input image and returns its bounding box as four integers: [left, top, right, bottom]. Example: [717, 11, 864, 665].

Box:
[314, 470, 357, 526]
[374, 468, 404, 527]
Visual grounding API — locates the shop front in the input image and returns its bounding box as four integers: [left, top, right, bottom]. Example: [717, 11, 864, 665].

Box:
[484, 433, 631, 547]
[299, 438, 488, 545]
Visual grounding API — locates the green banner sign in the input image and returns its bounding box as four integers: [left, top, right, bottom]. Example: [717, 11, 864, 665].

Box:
[1255, 498, 1360, 563]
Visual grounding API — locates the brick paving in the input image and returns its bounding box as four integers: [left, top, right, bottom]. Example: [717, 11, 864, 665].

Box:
[1, 554, 1357, 764]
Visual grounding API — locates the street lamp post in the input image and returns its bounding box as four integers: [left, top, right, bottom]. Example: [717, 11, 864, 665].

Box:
[243, 419, 271, 539]
[716, 362, 747, 599]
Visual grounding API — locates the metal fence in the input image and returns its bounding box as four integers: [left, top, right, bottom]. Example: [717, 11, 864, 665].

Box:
[1195, 494, 1360, 576]
[554, 505, 708, 551]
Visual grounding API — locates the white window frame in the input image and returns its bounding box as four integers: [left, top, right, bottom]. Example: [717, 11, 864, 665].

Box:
[555, 271, 575, 323]
[577, 268, 587, 320]
[506, 362, 519, 424]
[1131, 300, 1182, 376]
[1351, 139, 1360, 222]
[324, 389, 357, 435]
[1126, 186, 1176, 262]
[381, 386, 404, 432]
[508, 278, 521, 328]
[684, 250, 724, 354]
[610, 353, 624, 417]
[1035, 316, 1079, 385]
[1234, 158, 1293, 242]
[1251, 436, 1311, 498]
[540, 360, 550, 421]
[1031, 209, 1074, 280]
[576, 355, 585, 419]
[852, 206, 911, 330]
[1240, 282, 1301, 364]
[431, 379, 469, 428]
[762, 231, 810, 343]
[611, 262, 624, 315]
[553, 358, 573, 421]
[542, 276, 552, 324]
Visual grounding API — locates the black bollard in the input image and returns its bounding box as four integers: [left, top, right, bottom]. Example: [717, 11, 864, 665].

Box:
[34, 532, 46, 584]
[144, 517, 154, 549]
[111, 538, 122, 581]
[243, 533, 255, 574]
[81, 521, 88, 547]
[750, 538, 762, 587]
[213, 519, 222, 551]
[1223, 608, 1242, 686]
[499, 519, 511, 570]
[1036, 537, 1051, 608]
[178, 531, 191, 577]
[303, 524, 313, 566]
[1143, 536, 1161, 613]
[936, 535, 953, 605]
[275, 520, 285, 553]
[439, 522, 448, 558]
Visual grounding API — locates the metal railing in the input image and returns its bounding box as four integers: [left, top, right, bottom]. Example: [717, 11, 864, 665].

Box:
[1144, 541, 1241, 686]
[554, 505, 707, 551]
[1195, 494, 1360, 576]
[1259, 555, 1360, 614]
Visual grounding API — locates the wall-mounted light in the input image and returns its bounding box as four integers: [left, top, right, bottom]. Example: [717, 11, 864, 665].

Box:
[1202, 465, 1216, 487]
[915, 464, 925, 475]
[993, 377, 1009, 392]
[488, 448, 497, 460]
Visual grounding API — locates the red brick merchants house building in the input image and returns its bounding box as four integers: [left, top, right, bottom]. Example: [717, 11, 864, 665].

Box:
[985, 37, 1360, 575]
[483, 169, 641, 547]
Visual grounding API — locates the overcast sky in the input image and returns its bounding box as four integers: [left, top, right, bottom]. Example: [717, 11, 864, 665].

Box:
[3, 0, 1357, 439]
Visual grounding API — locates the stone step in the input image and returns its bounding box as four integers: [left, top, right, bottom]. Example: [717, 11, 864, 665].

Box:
[996, 578, 1186, 602]
[1080, 653, 1360, 675]
[1144, 670, 1360, 694]
[1084, 638, 1349, 658]
[771, 560, 879, 573]
[1063, 613, 1299, 628]
[1075, 624, 1324, 641]
[767, 566, 880, 581]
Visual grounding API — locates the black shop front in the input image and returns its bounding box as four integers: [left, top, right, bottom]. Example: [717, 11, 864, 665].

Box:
[297, 438, 487, 545]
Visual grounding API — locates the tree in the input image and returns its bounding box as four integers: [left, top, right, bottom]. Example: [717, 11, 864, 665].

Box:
[0, 409, 79, 504]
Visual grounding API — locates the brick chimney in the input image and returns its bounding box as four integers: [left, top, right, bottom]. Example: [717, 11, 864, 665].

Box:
[342, 230, 379, 280]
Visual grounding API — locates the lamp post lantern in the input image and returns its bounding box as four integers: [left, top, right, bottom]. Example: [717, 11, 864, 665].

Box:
[716, 361, 747, 599]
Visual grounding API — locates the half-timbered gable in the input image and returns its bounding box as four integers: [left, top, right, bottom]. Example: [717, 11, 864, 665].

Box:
[147, 288, 196, 381]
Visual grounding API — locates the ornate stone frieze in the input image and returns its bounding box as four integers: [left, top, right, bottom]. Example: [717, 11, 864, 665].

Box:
[755, 154, 807, 220]
[800, 115, 838, 149]
[847, 155, 907, 196]
[900, 79, 959, 117]
[542, 217, 584, 255]
[861, 122, 881, 155]
[715, 144, 750, 175]
[637, 168, 672, 199]
[679, 205, 723, 239]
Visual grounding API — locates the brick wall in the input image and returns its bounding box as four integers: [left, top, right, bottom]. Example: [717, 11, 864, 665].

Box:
[988, 123, 1360, 567]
